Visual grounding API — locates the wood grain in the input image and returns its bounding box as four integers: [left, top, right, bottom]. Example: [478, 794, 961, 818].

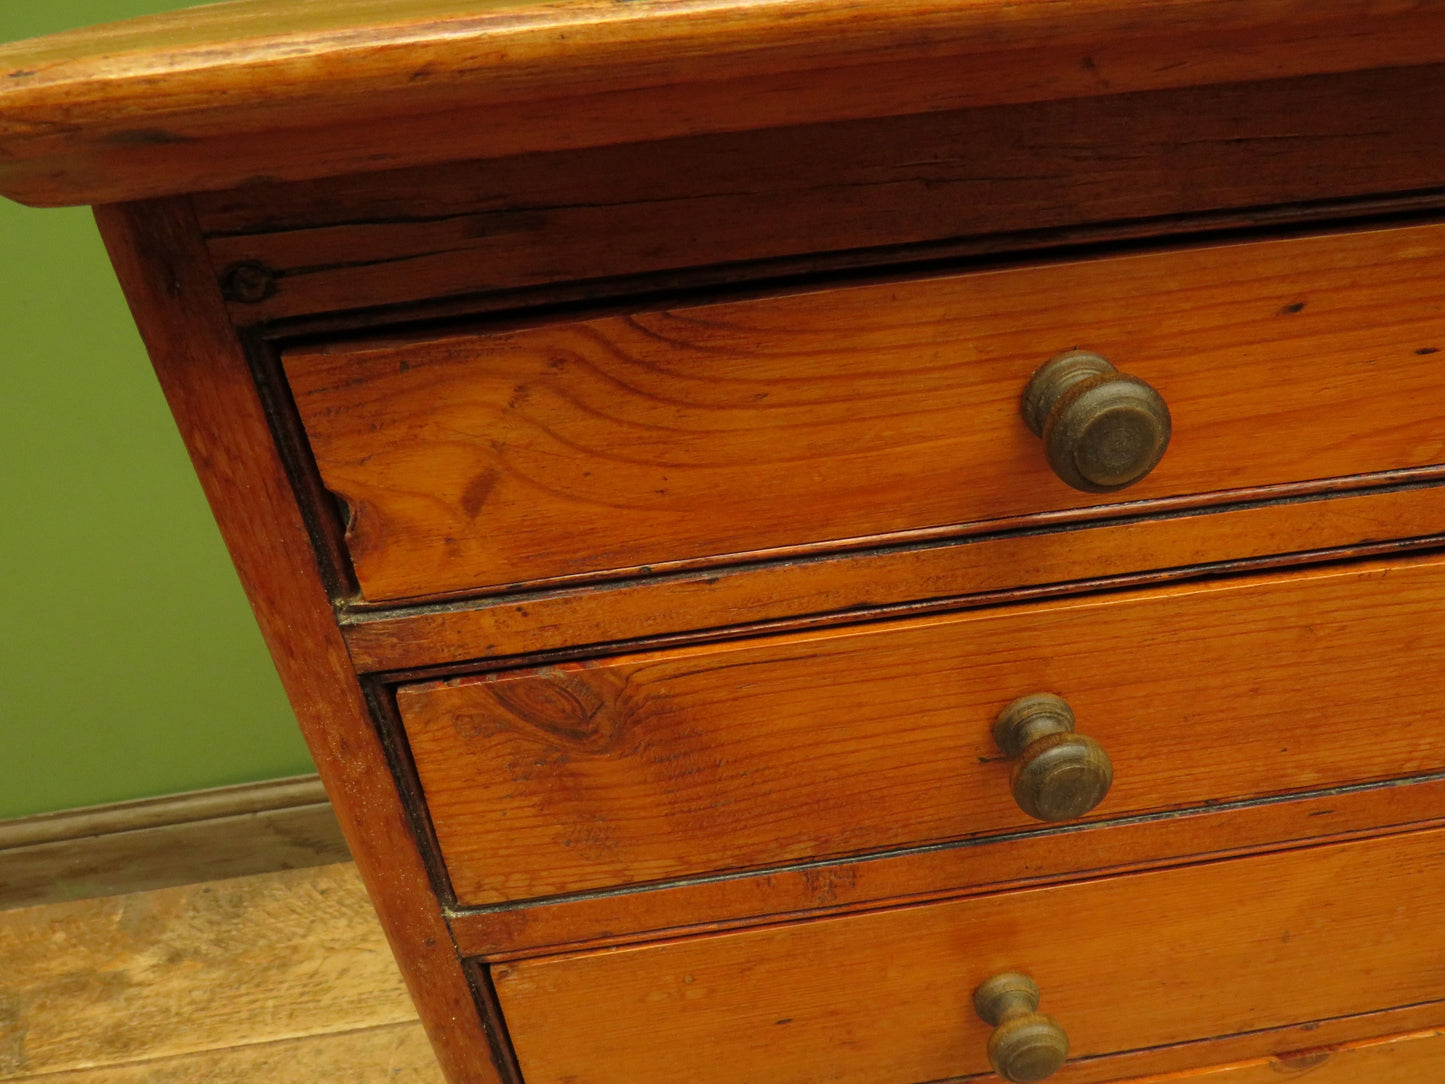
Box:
[0, 864, 411, 1078]
[288, 222, 1445, 602]
[9, 1, 1445, 206]
[344, 479, 1445, 671]
[10, 1023, 444, 1083]
[449, 774, 1445, 958]
[0, 775, 329, 849]
[0, 800, 348, 911]
[1008, 1005, 1445, 1084]
[492, 826, 1445, 1084]
[92, 199, 503, 1084]
[199, 64, 1445, 324]
[403, 550, 1445, 904]
[1136, 1027, 1445, 1083]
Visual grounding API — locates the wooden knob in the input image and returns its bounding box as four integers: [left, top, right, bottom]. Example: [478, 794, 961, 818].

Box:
[973, 972, 1070, 1082]
[994, 694, 1112, 822]
[1021, 350, 1171, 492]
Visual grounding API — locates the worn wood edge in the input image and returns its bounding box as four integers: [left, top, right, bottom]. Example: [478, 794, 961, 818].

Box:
[449, 773, 1445, 958]
[326, 458, 1445, 611]
[973, 1003, 1445, 1084]
[341, 478, 1445, 672]
[350, 535, 1445, 677]
[0, 774, 327, 849]
[8, 3, 1445, 205]
[1120, 1026, 1445, 1082]
[200, 66, 1445, 326]
[3, 1021, 444, 1084]
[226, 190, 1445, 337]
[91, 196, 503, 1084]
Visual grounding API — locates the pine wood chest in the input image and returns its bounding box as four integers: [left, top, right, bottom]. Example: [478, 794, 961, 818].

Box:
[6, 2, 1445, 1080]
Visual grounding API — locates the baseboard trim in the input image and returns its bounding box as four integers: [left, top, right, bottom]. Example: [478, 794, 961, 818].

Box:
[0, 775, 350, 910]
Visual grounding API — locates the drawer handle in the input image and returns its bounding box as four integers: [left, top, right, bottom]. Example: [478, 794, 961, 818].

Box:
[973, 971, 1070, 1083]
[994, 693, 1113, 822]
[1022, 350, 1171, 493]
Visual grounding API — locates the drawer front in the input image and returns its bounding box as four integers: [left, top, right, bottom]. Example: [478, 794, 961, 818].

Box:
[286, 223, 1445, 602]
[1151, 1028, 1445, 1084]
[492, 827, 1445, 1084]
[400, 551, 1445, 905]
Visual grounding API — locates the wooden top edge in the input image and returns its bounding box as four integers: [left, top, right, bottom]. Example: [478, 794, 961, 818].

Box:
[4, 0, 1445, 206]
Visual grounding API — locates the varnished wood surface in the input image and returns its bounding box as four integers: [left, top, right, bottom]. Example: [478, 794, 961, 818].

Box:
[493, 826, 1445, 1084]
[404, 551, 1445, 904]
[93, 199, 503, 1084]
[344, 479, 1445, 671]
[449, 774, 1445, 958]
[1143, 1027, 1445, 1083]
[9, 1, 1445, 206]
[1038, 1012, 1445, 1084]
[19, 4, 1445, 1081]
[288, 222, 1445, 602]
[200, 65, 1445, 324]
[0, 864, 418, 1079]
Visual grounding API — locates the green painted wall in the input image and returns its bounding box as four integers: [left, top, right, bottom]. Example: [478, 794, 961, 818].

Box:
[0, 2, 314, 819]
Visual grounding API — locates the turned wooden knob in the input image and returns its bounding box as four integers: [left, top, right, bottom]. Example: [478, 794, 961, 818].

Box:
[994, 693, 1112, 822]
[973, 972, 1070, 1082]
[1021, 350, 1171, 492]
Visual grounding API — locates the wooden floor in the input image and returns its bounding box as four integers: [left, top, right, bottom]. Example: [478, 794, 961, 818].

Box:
[0, 862, 444, 1082]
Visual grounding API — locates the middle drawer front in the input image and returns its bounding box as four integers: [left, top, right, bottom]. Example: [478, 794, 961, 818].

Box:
[491, 826, 1445, 1084]
[399, 551, 1445, 905]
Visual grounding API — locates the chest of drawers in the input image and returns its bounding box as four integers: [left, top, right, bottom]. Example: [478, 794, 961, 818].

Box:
[6, 2, 1445, 1081]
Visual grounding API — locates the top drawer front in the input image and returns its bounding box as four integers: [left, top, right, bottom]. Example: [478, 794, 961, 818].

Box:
[285, 224, 1445, 603]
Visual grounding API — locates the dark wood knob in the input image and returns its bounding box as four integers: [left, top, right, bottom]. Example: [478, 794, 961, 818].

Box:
[1021, 350, 1171, 492]
[994, 693, 1112, 822]
[973, 972, 1069, 1082]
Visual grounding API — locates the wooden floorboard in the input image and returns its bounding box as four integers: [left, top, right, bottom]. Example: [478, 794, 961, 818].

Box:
[12, 1023, 444, 1083]
[0, 862, 441, 1082]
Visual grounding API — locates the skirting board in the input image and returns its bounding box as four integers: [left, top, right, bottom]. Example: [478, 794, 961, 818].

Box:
[0, 775, 349, 910]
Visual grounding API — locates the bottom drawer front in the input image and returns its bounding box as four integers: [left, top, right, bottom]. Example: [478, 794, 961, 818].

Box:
[493, 827, 1445, 1084]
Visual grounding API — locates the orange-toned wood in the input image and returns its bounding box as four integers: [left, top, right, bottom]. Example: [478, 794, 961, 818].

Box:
[492, 826, 1445, 1084]
[344, 479, 1445, 671]
[1009, 1006, 1445, 1084]
[402, 550, 1445, 905]
[287, 222, 1445, 602]
[449, 773, 1445, 959]
[759, 1002, 1445, 1084]
[1129, 1027, 1445, 1083]
[91, 199, 504, 1084]
[199, 65, 1445, 324]
[9, 2, 1445, 207]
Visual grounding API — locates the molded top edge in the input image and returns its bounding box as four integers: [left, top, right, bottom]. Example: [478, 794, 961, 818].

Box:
[2, 0, 1443, 206]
